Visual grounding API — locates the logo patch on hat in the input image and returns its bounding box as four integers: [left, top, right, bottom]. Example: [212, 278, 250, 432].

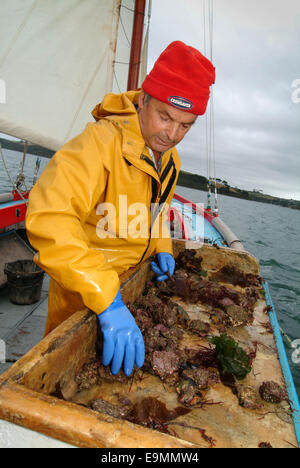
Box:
[168, 96, 194, 110]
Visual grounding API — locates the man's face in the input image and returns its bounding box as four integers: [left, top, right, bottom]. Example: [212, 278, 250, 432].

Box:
[138, 91, 197, 153]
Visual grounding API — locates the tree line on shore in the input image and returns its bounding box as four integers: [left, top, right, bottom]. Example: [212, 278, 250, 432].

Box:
[177, 171, 300, 210]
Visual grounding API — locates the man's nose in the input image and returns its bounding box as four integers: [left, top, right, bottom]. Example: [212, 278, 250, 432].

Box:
[166, 122, 180, 142]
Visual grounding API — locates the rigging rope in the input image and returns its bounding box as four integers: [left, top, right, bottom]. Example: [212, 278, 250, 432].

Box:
[15, 141, 28, 192]
[203, 0, 218, 215]
[0, 141, 42, 208]
[0, 142, 29, 207]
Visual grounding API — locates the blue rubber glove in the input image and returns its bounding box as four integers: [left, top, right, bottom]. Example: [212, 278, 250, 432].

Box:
[98, 289, 145, 376]
[150, 252, 175, 282]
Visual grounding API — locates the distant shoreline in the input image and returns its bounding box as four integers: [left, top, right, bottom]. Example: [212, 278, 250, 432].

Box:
[177, 171, 300, 211]
[1, 137, 299, 210]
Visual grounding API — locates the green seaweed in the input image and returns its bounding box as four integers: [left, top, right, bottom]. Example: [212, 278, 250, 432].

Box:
[258, 288, 266, 299]
[196, 270, 207, 277]
[209, 334, 251, 381]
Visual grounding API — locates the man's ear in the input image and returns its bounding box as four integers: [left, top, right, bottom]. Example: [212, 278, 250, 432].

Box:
[138, 90, 146, 110]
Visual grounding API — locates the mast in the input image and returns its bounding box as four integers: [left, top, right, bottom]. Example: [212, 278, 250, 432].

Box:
[127, 0, 146, 90]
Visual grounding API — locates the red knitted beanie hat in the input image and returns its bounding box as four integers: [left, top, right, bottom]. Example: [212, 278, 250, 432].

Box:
[142, 41, 215, 115]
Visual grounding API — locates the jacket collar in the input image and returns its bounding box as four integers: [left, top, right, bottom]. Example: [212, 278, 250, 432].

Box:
[108, 108, 175, 183]
[99, 91, 175, 183]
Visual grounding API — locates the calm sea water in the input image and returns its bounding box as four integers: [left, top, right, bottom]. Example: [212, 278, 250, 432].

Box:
[1, 149, 300, 397]
[0, 148, 49, 193]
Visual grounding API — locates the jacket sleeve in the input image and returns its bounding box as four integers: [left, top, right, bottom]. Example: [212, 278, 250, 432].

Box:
[155, 150, 181, 256]
[26, 123, 120, 315]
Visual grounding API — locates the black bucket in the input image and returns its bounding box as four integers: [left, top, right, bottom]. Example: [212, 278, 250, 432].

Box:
[4, 260, 45, 305]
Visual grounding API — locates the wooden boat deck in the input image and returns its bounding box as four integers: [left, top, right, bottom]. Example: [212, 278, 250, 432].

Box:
[0, 275, 74, 447]
[0, 274, 49, 375]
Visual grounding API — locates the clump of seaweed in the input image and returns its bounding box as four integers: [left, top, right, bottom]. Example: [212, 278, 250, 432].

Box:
[184, 344, 218, 369]
[259, 381, 286, 404]
[75, 358, 101, 390]
[211, 265, 262, 288]
[156, 269, 258, 328]
[175, 249, 203, 273]
[235, 384, 262, 410]
[91, 398, 132, 420]
[128, 396, 190, 431]
[209, 334, 252, 381]
[258, 442, 273, 448]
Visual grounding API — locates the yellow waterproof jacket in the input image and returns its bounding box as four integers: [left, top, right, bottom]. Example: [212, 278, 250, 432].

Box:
[26, 90, 181, 335]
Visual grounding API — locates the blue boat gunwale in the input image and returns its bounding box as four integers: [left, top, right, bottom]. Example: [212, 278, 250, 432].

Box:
[0, 200, 25, 210]
[263, 281, 300, 447]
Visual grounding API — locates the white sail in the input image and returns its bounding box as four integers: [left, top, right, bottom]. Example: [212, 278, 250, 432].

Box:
[0, 0, 137, 152]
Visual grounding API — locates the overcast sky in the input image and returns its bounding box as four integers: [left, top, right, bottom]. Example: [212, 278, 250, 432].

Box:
[148, 0, 300, 200]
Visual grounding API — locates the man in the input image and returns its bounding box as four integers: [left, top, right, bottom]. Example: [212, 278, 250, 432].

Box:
[26, 41, 215, 377]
